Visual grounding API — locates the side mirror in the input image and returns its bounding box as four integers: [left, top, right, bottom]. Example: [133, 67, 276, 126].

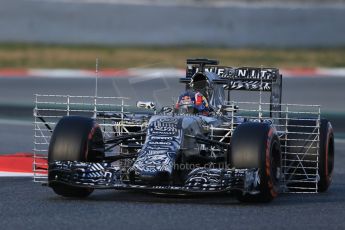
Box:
[136, 101, 156, 110]
[221, 105, 238, 113]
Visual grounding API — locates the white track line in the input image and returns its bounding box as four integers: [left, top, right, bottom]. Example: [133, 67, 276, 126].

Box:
[335, 138, 345, 144]
[0, 119, 32, 126]
[0, 171, 33, 177]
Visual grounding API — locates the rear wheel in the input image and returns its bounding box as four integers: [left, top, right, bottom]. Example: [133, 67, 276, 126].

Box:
[230, 122, 281, 203]
[318, 120, 334, 191]
[48, 116, 104, 198]
[287, 119, 334, 192]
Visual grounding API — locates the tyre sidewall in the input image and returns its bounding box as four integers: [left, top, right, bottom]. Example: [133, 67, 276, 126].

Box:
[48, 116, 104, 198]
[231, 122, 281, 202]
[318, 120, 334, 192]
[260, 128, 280, 200]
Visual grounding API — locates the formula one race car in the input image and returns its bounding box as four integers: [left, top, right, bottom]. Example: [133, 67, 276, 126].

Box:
[33, 58, 334, 202]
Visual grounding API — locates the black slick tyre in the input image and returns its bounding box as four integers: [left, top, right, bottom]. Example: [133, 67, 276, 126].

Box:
[48, 116, 104, 198]
[287, 119, 334, 192]
[230, 122, 281, 203]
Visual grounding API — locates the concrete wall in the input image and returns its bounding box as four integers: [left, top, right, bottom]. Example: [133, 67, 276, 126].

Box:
[1, 0, 345, 47]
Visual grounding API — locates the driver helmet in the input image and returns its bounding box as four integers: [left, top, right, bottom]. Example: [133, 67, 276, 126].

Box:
[190, 73, 211, 100]
[175, 90, 209, 115]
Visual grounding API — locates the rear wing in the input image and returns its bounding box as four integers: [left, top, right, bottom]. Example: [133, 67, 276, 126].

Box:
[182, 58, 283, 118]
[185, 61, 281, 90]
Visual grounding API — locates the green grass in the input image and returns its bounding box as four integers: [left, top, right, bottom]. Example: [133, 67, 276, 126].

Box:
[0, 43, 345, 69]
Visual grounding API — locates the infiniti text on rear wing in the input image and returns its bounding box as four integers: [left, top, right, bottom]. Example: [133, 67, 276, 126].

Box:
[186, 65, 281, 92]
[183, 62, 283, 118]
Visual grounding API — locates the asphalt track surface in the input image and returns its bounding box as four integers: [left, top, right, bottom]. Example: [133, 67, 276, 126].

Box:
[0, 76, 344, 229]
[0, 140, 344, 230]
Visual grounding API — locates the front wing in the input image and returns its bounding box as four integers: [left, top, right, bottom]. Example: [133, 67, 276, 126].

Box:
[48, 161, 260, 194]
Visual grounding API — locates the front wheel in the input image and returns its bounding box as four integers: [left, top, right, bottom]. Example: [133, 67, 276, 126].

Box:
[230, 122, 281, 203]
[48, 116, 104, 198]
